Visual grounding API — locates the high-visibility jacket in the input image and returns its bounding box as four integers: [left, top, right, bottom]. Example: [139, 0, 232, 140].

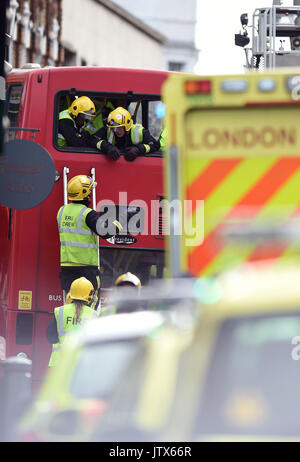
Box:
[97, 124, 148, 151]
[159, 128, 167, 149]
[99, 304, 117, 316]
[48, 302, 97, 366]
[57, 203, 99, 267]
[58, 110, 76, 146]
[84, 102, 115, 135]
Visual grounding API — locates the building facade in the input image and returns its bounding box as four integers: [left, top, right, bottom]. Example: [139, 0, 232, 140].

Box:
[5, 0, 165, 70]
[61, 0, 165, 69]
[6, 0, 63, 68]
[117, 0, 199, 72]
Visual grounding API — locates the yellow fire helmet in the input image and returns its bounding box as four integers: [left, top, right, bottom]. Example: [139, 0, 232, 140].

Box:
[69, 96, 96, 120]
[114, 272, 141, 293]
[70, 277, 94, 305]
[67, 175, 97, 201]
[107, 107, 133, 131]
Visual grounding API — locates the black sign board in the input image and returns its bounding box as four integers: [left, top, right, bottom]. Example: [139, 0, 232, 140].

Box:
[0, 139, 56, 209]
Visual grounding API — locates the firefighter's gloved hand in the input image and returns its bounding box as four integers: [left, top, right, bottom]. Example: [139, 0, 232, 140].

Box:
[113, 219, 123, 232]
[95, 218, 123, 238]
[98, 140, 120, 160]
[81, 130, 92, 141]
[106, 144, 120, 161]
[124, 146, 140, 162]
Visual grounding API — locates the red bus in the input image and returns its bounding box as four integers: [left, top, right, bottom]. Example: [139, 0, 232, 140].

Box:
[0, 66, 168, 389]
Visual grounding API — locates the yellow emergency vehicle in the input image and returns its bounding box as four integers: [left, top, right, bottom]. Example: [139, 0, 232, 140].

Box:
[18, 311, 166, 442]
[91, 263, 300, 442]
[162, 69, 300, 278]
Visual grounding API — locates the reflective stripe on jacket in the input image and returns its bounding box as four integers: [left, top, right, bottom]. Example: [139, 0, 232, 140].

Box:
[159, 128, 167, 149]
[57, 203, 99, 266]
[58, 110, 76, 146]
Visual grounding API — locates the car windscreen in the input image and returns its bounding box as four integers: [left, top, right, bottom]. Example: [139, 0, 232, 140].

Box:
[69, 338, 141, 399]
[193, 311, 300, 438]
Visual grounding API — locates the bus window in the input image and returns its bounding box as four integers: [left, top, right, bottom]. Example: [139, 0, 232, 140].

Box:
[6, 84, 23, 142]
[54, 91, 163, 156]
[128, 101, 142, 125]
[100, 247, 165, 289]
[148, 101, 163, 139]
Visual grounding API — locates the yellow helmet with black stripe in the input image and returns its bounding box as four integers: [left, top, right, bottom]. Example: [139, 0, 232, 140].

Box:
[107, 107, 133, 131]
[67, 175, 97, 201]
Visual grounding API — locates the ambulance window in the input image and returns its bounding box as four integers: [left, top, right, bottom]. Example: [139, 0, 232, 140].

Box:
[6, 84, 23, 141]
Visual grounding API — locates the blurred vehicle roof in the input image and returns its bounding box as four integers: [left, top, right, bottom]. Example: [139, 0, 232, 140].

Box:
[205, 261, 300, 314]
[90, 263, 300, 442]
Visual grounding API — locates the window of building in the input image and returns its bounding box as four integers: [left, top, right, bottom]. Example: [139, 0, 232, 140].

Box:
[63, 48, 77, 66]
[168, 62, 185, 72]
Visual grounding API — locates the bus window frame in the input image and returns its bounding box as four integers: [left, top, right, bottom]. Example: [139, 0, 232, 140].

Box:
[53, 89, 163, 157]
[5, 83, 24, 141]
[99, 246, 165, 289]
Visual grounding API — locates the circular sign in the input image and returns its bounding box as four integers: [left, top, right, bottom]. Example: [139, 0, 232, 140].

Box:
[0, 140, 56, 210]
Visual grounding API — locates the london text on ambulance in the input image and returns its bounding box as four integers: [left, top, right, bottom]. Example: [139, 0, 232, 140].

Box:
[109, 446, 192, 459]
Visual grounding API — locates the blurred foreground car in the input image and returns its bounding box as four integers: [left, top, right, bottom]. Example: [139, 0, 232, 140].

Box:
[18, 279, 197, 442]
[91, 264, 300, 442]
[18, 310, 167, 442]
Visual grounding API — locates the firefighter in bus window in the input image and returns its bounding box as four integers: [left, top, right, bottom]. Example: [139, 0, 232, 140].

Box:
[57, 174, 123, 311]
[94, 107, 160, 162]
[57, 96, 99, 148]
[83, 97, 130, 138]
[100, 272, 142, 316]
[47, 277, 97, 367]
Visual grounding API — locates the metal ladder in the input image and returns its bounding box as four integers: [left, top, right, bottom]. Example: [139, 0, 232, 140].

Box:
[62, 166, 100, 304]
[62, 166, 97, 209]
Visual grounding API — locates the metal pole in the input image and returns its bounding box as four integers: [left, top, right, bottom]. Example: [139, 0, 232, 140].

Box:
[169, 145, 181, 278]
[90, 167, 96, 211]
[272, 5, 276, 69]
[90, 167, 100, 283]
[263, 9, 268, 69]
[63, 166, 69, 205]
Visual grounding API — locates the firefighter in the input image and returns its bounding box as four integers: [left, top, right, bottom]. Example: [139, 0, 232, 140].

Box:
[101, 272, 142, 316]
[58, 96, 97, 148]
[50, 291, 73, 362]
[57, 174, 122, 311]
[114, 272, 142, 293]
[47, 277, 97, 366]
[94, 107, 159, 161]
